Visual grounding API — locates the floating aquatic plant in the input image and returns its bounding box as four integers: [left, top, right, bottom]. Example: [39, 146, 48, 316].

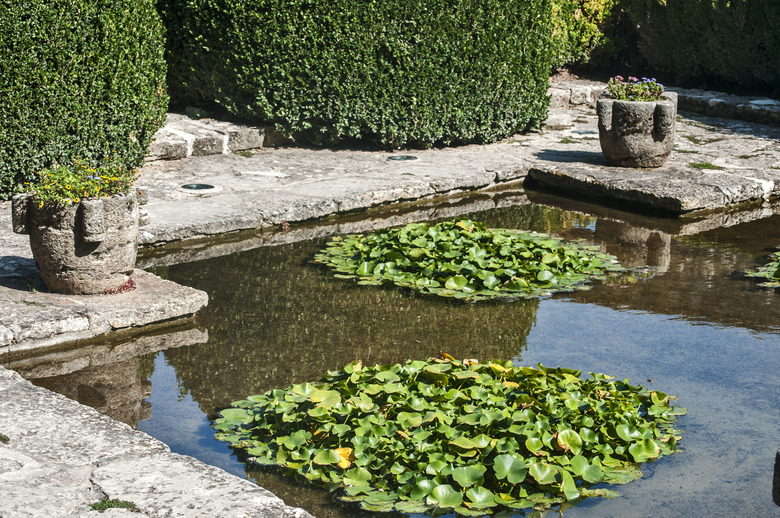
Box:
[313, 219, 623, 301]
[214, 355, 685, 515]
[745, 251, 780, 288]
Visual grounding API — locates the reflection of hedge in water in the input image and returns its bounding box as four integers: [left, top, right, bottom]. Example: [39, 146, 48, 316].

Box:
[464, 203, 596, 237]
[156, 239, 538, 416]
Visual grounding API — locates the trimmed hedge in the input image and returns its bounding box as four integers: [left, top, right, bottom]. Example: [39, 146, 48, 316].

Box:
[0, 1, 168, 199]
[550, 0, 618, 67]
[625, 0, 780, 93]
[160, 0, 553, 148]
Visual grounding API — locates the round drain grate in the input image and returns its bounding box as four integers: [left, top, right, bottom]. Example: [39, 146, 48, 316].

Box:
[181, 183, 215, 190]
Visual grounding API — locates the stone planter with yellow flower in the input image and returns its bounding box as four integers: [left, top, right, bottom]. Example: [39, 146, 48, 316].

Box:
[12, 159, 139, 295]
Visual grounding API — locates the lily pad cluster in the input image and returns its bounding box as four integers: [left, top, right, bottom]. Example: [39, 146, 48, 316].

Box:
[313, 219, 623, 301]
[214, 355, 685, 515]
[745, 251, 780, 288]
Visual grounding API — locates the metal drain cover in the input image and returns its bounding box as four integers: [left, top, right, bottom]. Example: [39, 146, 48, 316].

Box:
[181, 183, 215, 190]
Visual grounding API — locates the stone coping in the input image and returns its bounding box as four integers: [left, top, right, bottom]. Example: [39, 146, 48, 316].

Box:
[0, 365, 314, 518]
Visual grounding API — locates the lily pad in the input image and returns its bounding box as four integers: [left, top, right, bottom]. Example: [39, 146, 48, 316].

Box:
[313, 219, 625, 301]
[213, 355, 686, 515]
[744, 251, 780, 288]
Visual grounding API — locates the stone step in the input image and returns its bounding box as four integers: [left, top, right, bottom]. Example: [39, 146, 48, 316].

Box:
[145, 113, 281, 162]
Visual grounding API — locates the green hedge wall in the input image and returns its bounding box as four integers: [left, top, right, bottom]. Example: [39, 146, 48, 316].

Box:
[625, 0, 780, 93]
[550, 0, 618, 67]
[0, 0, 168, 199]
[159, 0, 553, 149]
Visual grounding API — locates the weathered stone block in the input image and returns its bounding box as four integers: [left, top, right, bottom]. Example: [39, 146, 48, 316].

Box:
[597, 92, 677, 168]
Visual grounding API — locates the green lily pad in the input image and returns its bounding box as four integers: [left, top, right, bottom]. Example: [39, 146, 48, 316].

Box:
[744, 251, 780, 288]
[494, 454, 528, 484]
[213, 355, 686, 515]
[427, 484, 464, 508]
[452, 464, 487, 488]
[313, 218, 628, 301]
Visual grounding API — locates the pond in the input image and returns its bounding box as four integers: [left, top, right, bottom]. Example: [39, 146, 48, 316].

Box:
[8, 188, 780, 517]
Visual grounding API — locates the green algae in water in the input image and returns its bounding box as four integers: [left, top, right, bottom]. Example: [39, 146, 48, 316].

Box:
[314, 218, 624, 301]
[214, 356, 686, 515]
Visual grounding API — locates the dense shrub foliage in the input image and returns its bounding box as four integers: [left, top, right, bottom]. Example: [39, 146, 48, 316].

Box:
[159, 0, 553, 148]
[624, 0, 780, 93]
[550, 0, 619, 67]
[0, 0, 168, 199]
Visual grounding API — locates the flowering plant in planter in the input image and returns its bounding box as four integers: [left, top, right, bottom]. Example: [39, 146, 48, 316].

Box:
[13, 154, 141, 295]
[25, 155, 138, 207]
[597, 75, 676, 168]
[605, 76, 664, 102]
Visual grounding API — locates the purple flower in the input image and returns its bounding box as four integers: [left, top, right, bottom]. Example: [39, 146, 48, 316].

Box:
[629, 76, 638, 82]
[615, 75, 624, 81]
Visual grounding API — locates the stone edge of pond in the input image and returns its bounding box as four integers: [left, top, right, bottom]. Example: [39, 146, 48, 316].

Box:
[0, 365, 314, 518]
[0, 269, 209, 356]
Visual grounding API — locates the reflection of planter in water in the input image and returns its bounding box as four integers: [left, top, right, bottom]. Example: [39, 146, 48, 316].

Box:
[12, 192, 138, 294]
[597, 91, 677, 168]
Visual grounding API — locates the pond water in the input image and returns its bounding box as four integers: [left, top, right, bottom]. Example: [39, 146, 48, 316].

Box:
[10, 188, 780, 517]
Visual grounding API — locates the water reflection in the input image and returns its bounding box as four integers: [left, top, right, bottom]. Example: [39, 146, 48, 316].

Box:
[157, 238, 539, 414]
[470, 193, 780, 332]
[4, 324, 207, 427]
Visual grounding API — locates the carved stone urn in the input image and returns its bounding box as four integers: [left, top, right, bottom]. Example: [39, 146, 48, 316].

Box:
[12, 192, 139, 294]
[597, 91, 677, 168]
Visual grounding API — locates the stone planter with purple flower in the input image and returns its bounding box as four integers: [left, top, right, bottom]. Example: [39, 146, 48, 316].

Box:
[597, 76, 677, 168]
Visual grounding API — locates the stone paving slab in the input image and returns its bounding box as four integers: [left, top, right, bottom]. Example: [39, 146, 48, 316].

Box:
[0, 366, 313, 518]
[670, 86, 780, 126]
[136, 146, 532, 246]
[526, 109, 780, 213]
[0, 266, 208, 356]
[146, 113, 269, 161]
[136, 104, 780, 253]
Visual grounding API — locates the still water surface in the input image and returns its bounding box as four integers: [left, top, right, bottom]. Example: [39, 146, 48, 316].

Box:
[20, 191, 780, 517]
